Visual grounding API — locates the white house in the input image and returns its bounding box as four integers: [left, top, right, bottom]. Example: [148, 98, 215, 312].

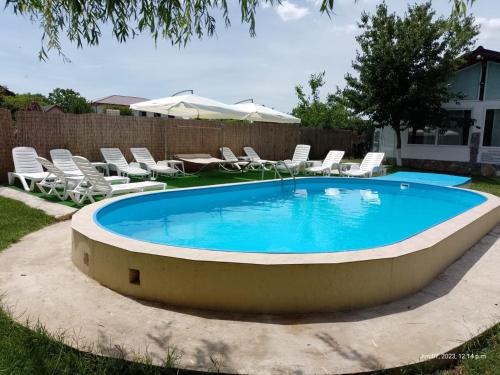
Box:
[374, 46, 500, 174]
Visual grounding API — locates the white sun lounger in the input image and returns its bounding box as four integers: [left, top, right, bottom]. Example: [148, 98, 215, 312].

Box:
[276, 144, 311, 175]
[219, 147, 251, 172]
[242, 147, 276, 170]
[69, 156, 166, 204]
[36, 157, 81, 200]
[342, 152, 385, 178]
[8, 147, 50, 191]
[130, 147, 178, 179]
[101, 148, 150, 178]
[36, 157, 129, 201]
[50, 149, 84, 177]
[305, 150, 345, 176]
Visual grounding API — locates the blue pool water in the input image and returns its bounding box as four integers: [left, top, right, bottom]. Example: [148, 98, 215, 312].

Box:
[95, 178, 486, 253]
[375, 171, 470, 187]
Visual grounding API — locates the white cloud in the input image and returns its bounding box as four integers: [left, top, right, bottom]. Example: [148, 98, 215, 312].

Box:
[276, 1, 310, 22]
[306, 0, 323, 8]
[476, 17, 500, 44]
[261, 1, 271, 9]
[331, 24, 357, 34]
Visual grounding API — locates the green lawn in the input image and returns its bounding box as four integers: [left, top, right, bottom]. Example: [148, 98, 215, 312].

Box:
[0, 196, 55, 249]
[467, 176, 500, 197]
[0, 170, 499, 374]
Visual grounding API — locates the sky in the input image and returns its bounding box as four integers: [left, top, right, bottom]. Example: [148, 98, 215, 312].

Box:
[1, 0, 500, 113]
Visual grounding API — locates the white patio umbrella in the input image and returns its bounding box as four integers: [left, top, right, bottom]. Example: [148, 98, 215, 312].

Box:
[130, 90, 249, 120]
[231, 99, 301, 124]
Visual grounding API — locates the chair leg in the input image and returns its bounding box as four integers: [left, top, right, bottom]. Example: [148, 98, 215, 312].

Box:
[18, 176, 31, 191]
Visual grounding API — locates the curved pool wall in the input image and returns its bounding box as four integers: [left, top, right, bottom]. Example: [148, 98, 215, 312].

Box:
[72, 178, 500, 314]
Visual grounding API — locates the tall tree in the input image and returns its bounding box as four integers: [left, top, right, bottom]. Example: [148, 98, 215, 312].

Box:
[47, 88, 92, 114]
[0, 92, 48, 112]
[292, 72, 366, 130]
[343, 1, 477, 166]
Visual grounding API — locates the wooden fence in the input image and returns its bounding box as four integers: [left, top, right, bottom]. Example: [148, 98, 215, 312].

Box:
[0, 109, 363, 182]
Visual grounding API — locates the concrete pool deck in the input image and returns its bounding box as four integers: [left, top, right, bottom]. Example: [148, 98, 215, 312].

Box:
[0, 221, 499, 374]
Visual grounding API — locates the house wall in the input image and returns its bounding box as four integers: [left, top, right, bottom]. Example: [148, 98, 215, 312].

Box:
[376, 127, 471, 162]
[377, 98, 500, 173]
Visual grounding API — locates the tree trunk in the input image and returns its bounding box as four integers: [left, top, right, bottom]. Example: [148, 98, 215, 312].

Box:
[395, 127, 403, 167]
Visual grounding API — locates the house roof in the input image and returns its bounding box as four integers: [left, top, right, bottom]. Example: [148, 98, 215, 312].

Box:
[462, 46, 500, 66]
[91, 95, 149, 106]
[0, 85, 15, 96]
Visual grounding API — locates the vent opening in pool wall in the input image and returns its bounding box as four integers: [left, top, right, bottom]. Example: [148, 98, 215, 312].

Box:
[83, 252, 89, 266]
[400, 183, 410, 190]
[129, 269, 140, 285]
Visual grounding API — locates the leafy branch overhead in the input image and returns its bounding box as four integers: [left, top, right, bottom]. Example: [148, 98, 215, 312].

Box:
[5, 0, 330, 60]
[4, 0, 476, 60]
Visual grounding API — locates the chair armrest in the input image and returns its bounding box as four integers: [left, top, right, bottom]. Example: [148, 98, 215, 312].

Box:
[136, 161, 151, 170]
[107, 163, 120, 172]
[308, 160, 322, 167]
[347, 163, 361, 170]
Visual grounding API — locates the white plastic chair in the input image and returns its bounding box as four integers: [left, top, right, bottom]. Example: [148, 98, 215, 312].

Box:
[305, 150, 345, 176]
[130, 148, 178, 179]
[276, 144, 311, 175]
[101, 148, 150, 178]
[50, 149, 84, 177]
[219, 147, 250, 172]
[37, 157, 129, 201]
[242, 146, 276, 170]
[342, 152, 385, 178]
[68, 156, 166, 204]
[36, 157, 80, 200]
[8, 147, 50, 191]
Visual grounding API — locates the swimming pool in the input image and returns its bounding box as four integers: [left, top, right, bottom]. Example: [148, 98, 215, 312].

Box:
[95, 178, 485, 253]
[72, 178, 500, 313]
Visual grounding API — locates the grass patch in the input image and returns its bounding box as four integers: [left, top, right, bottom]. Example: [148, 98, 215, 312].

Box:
[445, 324, 500, 375]
[467, 176, 500, 197]
[0, 306, 188, 374]
[0, 196, 55, 250]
